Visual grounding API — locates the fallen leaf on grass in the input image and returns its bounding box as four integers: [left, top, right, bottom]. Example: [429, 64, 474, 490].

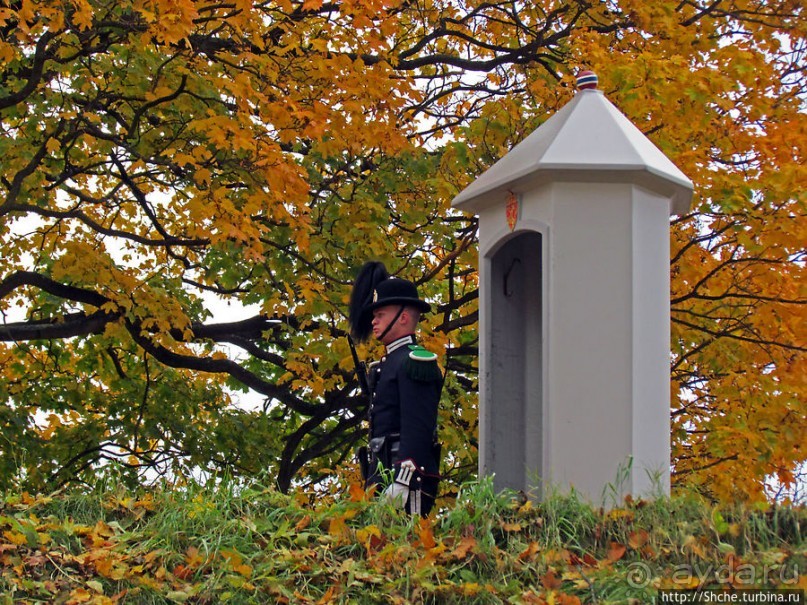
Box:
[519, 541, 541, 561]
[607, 542, 627, 562]
[417, 518, 436, 549]
[541, 569, 562, 590]
[328, 516, 350, 540]
[628, 529, 649, 549]
[451, 535, 477, 559]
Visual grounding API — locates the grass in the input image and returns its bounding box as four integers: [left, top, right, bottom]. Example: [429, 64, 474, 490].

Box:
[0, 476, 804, 604]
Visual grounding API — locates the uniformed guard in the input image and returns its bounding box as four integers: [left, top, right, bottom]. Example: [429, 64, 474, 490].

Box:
[349, 261, 443, 516]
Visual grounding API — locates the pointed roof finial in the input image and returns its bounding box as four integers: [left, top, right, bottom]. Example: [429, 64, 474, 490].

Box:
[576, 70, 598, 91]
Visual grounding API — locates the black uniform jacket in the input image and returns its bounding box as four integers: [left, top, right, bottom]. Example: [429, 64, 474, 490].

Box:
[370, 334, 441, 477]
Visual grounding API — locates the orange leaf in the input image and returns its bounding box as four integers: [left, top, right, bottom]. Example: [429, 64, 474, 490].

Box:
[545, 548, 572, 564]
[629, 529, 649, 549]
[235, 563, 253, 578]
[174, 564, 193, 580]
[417, 518, 436, 549]
[348, 482, 367, 502]
[451, 535, 477, 559]
[518, 541, 541, 561]
[3, 531, 27, 546]
[541, 569, 562, 590]
[329, 516, 349, 539]
[356, 524, 384, 553]
[185, 546, 205, 567]
[94, 555, 117, 578]
[607, 542, 627, 562]
[295, 515, 312, 531]
[221, 549, 242, 565]
[317, 585, 337, 604]
[68, 587, 92, 603]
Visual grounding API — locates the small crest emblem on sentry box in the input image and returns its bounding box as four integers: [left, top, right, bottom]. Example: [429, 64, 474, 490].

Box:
[506, 191, 520, 231]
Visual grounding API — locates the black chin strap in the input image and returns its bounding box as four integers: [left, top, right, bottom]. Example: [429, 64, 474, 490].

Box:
[378, 305, 406, 342]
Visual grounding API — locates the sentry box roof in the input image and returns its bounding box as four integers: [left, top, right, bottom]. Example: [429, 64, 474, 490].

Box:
[452, 86, 694, 216]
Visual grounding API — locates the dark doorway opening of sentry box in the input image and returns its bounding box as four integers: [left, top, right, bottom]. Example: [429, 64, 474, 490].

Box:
[486, 230, 543, 494]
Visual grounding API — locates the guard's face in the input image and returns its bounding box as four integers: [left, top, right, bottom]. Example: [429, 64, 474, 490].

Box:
[372, 306, 406, 344]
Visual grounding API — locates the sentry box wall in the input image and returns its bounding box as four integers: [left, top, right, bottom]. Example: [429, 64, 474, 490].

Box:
[452, 74, 693, 503]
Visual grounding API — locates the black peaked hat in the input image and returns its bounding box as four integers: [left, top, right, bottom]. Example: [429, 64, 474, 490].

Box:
[348, 261, 431, 342]
[365, 277, 431, 314]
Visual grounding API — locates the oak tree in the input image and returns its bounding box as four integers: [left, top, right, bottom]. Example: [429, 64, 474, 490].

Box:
[0, 0, 803, 501]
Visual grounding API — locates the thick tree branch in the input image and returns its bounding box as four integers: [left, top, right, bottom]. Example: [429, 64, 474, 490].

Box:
[0, 311, 113, 341]
[125, 319, 318, 415]
[3, 203, 210, 248]
[0, 31, 58, 110]
[671, 316, 807, 353]
[0, 271, 108, 308]
[277, 404, 364, 492]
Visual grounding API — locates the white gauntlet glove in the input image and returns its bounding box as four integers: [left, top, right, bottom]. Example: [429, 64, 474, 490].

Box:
[383, 459, 416, 509]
